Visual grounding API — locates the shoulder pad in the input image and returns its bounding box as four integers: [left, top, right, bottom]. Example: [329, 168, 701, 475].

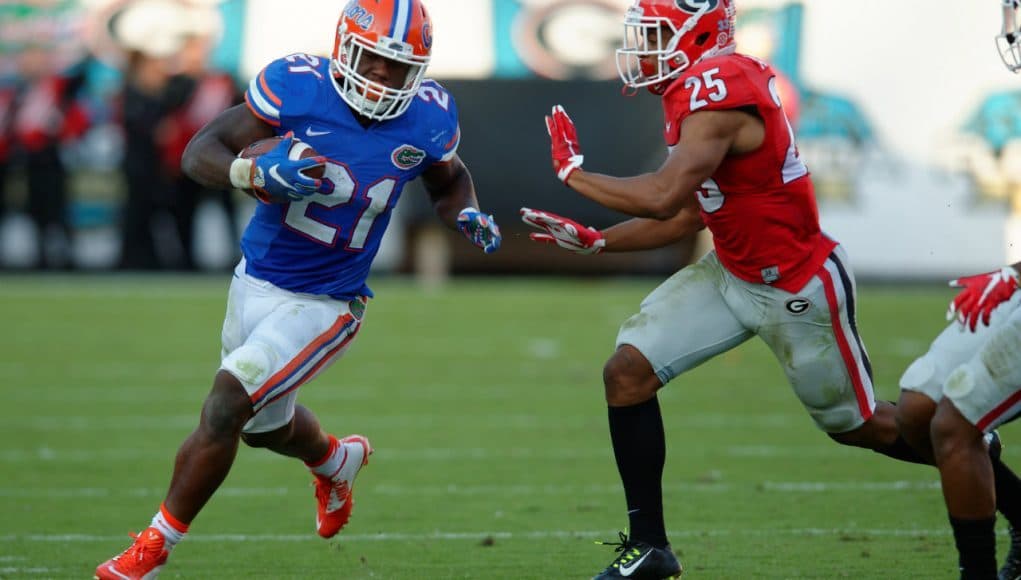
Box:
[245, 54, 329, 127]
[663, 56, 760, 120]
[415, 79, 461, 163]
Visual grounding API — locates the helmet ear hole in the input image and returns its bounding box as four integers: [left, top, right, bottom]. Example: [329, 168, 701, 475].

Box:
[694, 32, 710, 46]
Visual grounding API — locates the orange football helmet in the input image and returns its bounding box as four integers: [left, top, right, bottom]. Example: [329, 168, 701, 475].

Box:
[616, 0, 737, 95]
[331, 0, 433, 120]
[998, 0, 1021, 72]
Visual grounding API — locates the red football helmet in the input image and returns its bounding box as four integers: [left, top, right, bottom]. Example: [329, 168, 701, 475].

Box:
[998, 0, 1021, 72]
[331, 0, 433, 120]
[616, 0, 737, 94]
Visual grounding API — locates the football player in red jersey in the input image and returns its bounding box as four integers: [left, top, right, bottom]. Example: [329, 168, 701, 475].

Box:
[891, 4, 1021, 578]
[896, 264, 1021, 580]
[94, 1, 500, 578]
[522, 0, 1021, 577]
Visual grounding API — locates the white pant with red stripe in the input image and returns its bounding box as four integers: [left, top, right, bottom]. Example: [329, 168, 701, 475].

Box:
[220, 261, 365, 434]
[616, 245, 875, 433]
[900, 291, 1021, 433]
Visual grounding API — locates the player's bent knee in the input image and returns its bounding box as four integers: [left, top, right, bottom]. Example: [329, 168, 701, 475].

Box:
[826, 402, 897, 449]
[241, 421, 292, 449]
[895, 390, 937, 446]
[200, 370, 255, 438]
[603, 346, 659, 405]
[931, 400, 980, 454]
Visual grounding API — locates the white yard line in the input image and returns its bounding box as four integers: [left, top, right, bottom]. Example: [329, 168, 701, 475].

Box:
[0, 567, 57, 574]
[0, 445, 871, 462]
[0, 527, 972, 544]
[4, 445, 1017, 463]
[0, 413, 804, 429]
[0, 480, 941, 499]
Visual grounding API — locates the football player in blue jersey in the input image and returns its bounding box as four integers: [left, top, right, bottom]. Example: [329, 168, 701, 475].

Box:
[95, 1, 501, 577]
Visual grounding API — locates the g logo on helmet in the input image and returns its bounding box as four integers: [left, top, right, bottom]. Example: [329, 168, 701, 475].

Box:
[675, 0, 719, 13]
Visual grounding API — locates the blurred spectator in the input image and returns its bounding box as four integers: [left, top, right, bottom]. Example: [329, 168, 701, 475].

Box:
[157, 22, 241, 270]
[0, 84, 13, 223]
[10, 44, 89, 269]
[113, 0, 237, 270]
[116, 48, 180, 270]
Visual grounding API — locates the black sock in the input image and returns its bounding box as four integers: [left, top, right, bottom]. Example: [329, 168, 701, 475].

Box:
[993, 457, 1021, 529]
[949, 516, 997, 579]
[608, 397, 668, 549]
[874, 434, 931, 465]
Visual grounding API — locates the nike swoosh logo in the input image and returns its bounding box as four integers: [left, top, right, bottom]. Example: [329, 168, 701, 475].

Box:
[619, 551, 651, 576]
[306, 127, 331, 137]
[267, 164, 294, 190]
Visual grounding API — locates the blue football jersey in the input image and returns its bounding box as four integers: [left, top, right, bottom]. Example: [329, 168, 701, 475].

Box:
[242, 53, 460, 299]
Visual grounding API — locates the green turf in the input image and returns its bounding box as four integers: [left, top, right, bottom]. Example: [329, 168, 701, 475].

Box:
[1, 275, 1018, 579]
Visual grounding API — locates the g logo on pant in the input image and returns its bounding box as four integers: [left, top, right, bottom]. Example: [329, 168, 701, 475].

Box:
[785, 298, 811, 315]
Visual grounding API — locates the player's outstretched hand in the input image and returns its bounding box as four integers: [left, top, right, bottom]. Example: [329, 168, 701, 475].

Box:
[545, 105, 584, 184]
[457, 207, 502, 254]
[520, 207, 604, 255]
[947, 266, 1020, 331]
[250, 132, 326, 201]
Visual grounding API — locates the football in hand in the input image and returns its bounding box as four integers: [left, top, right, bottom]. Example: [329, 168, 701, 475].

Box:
[238, 136, 325, 180]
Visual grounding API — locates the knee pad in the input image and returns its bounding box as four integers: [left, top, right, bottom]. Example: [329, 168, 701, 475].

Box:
[222, 341, 277, 392]
[979, 318, 1021, 387]
[898, 354, 943, 403]
[944, 363, 979, 400]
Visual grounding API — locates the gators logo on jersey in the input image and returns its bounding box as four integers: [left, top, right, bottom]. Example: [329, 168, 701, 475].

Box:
[391, 145, 427, 170]
[675, 0, 718, 13]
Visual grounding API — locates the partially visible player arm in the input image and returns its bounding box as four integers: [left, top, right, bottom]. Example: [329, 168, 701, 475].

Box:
[181, 104, 274, 192]
[948, 260, 1021, 330]
[421, 155, 478, 227]
[521, 200, 703, 254]
[546, 106, 756, 220]
[601, 202, 705, 251]
[421, 155, 501, 253]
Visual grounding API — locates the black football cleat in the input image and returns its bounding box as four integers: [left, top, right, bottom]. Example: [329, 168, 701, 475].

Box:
[987, 430, 1003, 462]
[592, 531, 682, 579]
[1000, 525, 1021, 580]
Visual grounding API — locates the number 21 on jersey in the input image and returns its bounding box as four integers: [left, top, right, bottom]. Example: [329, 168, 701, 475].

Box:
[284, 161, 397, 251]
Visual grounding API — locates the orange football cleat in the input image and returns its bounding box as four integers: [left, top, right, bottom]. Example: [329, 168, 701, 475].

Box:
[95, 527, 168, 580]
[314, 434, 372, 538]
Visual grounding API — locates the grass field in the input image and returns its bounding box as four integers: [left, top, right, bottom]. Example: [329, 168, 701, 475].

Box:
[1, 275, 1019, 579]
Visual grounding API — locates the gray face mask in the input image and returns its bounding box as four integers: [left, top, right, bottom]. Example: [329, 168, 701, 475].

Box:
[999, 0, 1021, 72]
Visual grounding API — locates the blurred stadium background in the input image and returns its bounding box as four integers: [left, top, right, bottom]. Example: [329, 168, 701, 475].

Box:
[3, 1, 1021, 578]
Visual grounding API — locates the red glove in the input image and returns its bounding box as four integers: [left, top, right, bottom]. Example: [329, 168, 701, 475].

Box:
[948, 266, 1020, 331]
[520, 207, 605, 254]
[544, 105, 584, 184]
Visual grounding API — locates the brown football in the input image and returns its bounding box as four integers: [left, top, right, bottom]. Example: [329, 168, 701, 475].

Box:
[239, 136, 325, 180]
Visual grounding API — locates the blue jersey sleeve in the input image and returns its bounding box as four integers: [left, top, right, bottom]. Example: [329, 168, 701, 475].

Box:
[417, 79, 460, 164]
[244, 54, 326, 128]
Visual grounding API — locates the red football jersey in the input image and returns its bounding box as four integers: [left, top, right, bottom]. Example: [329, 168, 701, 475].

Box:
[662, 53, 836, 294]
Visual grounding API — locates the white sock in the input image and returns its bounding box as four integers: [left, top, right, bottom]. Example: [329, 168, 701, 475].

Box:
[150, 505, 188, 548]
[307, 435, 346, 481]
